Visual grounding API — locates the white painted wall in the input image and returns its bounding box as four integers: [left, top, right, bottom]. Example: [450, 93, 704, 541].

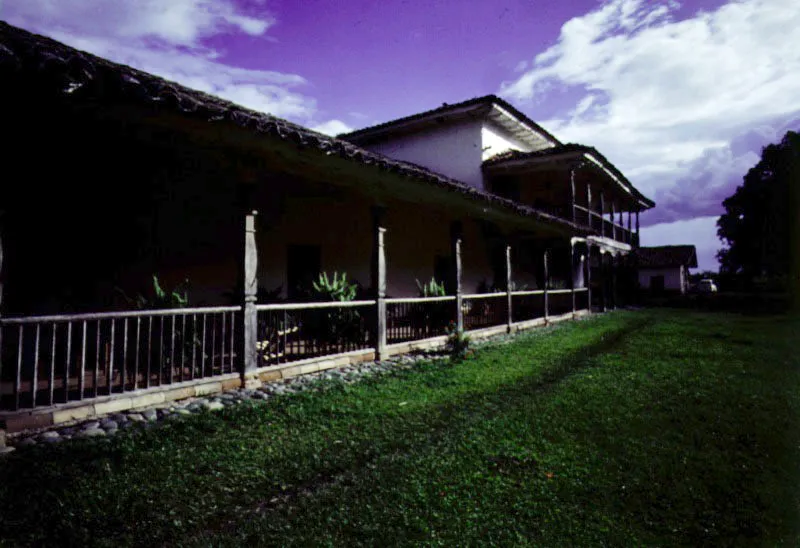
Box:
[638, 267, 686, 293]
[364, 118, 485, 189]
[361, 118, 550, 191]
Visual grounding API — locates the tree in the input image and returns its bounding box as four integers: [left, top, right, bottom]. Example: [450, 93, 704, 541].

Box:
[716, 130, 800, 291]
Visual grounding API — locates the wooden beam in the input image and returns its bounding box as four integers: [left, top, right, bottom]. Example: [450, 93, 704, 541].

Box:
[372, 206, 387, 359]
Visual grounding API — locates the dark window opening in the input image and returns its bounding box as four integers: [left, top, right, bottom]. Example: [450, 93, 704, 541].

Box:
[287, 245, 321, 300]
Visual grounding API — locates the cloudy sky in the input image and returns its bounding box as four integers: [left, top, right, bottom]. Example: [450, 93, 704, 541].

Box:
[2, 0, 798, 271]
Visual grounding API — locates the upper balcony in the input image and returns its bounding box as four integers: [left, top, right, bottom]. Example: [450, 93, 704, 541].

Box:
[482, 144, 655, 247]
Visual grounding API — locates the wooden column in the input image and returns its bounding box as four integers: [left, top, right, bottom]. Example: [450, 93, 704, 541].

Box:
[506, 244, 513, 333]
[0, 214, 4, 316]
[610, 201, 617, 241]
[570, 241, 576, 315]
[612, 253, 619, 310]
[601, 251, 608, 312]
[569, 168, 577, 224]
[586, 244, 592, 312]
[451, 221, 463, 332]
[599, 190, 605, 238]
[543, 248, 550, 321]
[242, 210, 259, 385]
[372, 206, 387, 359]
[635, 210, 640, 246]
[586, 183, 593, 230]
[627, 210, 632, 243]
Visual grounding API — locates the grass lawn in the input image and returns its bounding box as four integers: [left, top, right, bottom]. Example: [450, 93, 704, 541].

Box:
[1, 310, 799, 546]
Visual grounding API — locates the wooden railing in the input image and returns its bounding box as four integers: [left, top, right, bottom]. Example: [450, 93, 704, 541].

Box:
[255, 301, 375, 367]
[0, 306, 240, 411]
[462, 293, 508, 330]
[1, 287, 594, 411]
[386, 296, 455, 344]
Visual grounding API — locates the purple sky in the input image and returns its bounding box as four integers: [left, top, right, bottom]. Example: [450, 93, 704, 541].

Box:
[3, 0, 799, 271]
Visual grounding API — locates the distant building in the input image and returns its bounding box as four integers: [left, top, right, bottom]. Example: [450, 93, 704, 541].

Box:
[635, 246, 698, 295]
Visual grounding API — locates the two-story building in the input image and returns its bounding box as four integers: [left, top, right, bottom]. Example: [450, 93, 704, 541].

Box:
[0, 21, 655, 421]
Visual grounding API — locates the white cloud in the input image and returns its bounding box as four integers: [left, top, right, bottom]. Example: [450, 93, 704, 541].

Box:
[0, 0, 328, 123]
[2, 0, 274, 46]
[311, 119, 354, 137]
[500, 0, 800, 230]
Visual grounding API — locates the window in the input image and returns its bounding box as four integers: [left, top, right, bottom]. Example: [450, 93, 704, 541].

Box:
[650, 275, 665, 293]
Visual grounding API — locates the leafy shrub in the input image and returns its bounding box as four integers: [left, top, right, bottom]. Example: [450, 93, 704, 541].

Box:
[416, 277, 447, 298]
[313, 272, 358, 302]
[116, 275, 189, 310]
[307, 272, 362, 347]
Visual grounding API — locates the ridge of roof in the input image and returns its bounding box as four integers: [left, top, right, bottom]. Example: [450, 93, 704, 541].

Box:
[0, 21, 586, 236]
[337, 94, 562, 146]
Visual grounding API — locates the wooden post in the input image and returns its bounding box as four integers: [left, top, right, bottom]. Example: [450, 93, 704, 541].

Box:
[569, 168, 576, 224]
[599, 190, 605, 238]
[242, 210, 259, 387]
[586, 183, 592, 230]
[372, 206, 387, 359]
[543, 248, 550, 321]
[601, 251, 608, 312]
[611, 201, 617, 241]
[627, 210, 632, 243]
[451, 221, 463, 332]
[635, 210, 640, 247]
[586, 244, 592, 312]
[506, 244, 513, 333]
[0, 214, 4, 316]
[612, 253, 619, 310]
[570, 242, 576, 315]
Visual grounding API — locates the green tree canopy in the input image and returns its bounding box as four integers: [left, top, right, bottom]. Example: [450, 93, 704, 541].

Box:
[716, 130, 799, 289]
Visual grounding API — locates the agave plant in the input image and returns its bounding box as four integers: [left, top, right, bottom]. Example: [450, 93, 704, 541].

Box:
[312, 271, 358, 302]
[416, 277, 447, 298]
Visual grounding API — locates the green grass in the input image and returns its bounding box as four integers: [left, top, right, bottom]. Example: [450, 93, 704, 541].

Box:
[1, 310, 798, 546]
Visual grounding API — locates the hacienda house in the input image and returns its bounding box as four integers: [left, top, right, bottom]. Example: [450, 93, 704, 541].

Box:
[0, 22, 654, 431]
[636, 245, 698, 295]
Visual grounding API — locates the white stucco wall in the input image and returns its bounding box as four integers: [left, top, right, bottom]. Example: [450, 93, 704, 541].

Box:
[638, 267, 685, 293]
[364, 118, 485, 189]
[360, 118, 550, 191]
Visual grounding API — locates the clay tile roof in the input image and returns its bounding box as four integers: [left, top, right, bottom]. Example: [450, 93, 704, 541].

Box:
[0, 21, 588, 236]
[484, 144, 656, 209]
[635, 246, 698, 268]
